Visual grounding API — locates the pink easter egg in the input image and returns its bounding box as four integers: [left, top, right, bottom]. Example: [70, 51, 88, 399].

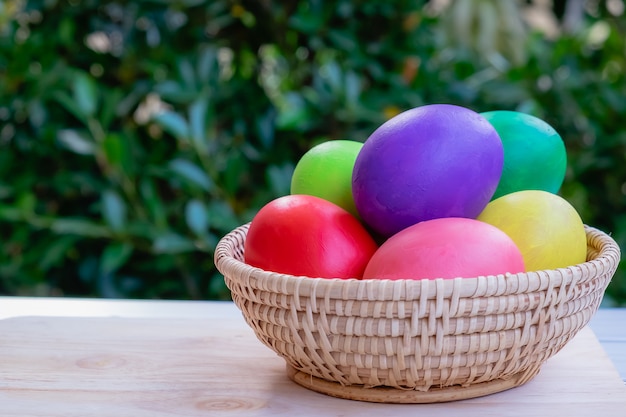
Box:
[363, 217, 525, 280]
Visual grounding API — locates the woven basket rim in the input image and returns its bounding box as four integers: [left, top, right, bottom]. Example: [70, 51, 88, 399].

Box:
[214, 223, 621, 301]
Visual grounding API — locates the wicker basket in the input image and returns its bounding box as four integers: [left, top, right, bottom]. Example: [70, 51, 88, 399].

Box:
[214, 223, 620, 403]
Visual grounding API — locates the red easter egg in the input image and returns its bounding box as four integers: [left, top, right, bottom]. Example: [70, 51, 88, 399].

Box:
[363, 217, 525, 280]
[244, 194, 378, 279]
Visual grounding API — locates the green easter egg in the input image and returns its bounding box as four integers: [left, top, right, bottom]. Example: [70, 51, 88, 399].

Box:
[290, 140, 362, 217]
[481, 111, 566, 200]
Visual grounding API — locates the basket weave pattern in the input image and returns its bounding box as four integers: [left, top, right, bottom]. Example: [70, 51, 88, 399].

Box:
[215, 223, 619, 395]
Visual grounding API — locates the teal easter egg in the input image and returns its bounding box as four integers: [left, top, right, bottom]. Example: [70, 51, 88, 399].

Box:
[481, 111, 566, 200]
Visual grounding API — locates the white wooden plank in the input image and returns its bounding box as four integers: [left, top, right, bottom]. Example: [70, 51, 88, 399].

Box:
[0, 315, 625, 417]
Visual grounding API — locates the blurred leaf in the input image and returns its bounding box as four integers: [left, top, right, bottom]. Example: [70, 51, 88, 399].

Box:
[168, 158, 214, 192]
[28, 99, 47, 128]
[100, 242, 134, 276]
[328, 29, 357, 51]
[208, 272, 231, 300]
[0, 184, 12, 199]
[125, 220, 159, 241]
[153, 232, 196, 254]
[197, 47, 218, 84]
[0, 204, 22, 222]
[200, 232, 219, 252]
[153, 110, 190, 139]
[102, 190, 127, 233]
[139, 178, 167, 229]
[223, 151, 248, 195]
[185, 199, 209, 236]
[52, 91, 88, 124]
[17, 192, 36, 213]
[289, 12, 322, 33]
[100, 89, 125, 130]
[39, 235, 79, 271]
[72, 71, 98, 117]
[78, 256, 100, 285]
[102, 133, 134, 177]
[344, 71, 361, 106]
[178, 58, 197, 91]
[276, 92, 309, 129]
[321, 61, 342, 93]
[49, 218, 111, 238]
[57, 129, 95, 155]
[155, 80, 185, 100]
[256, 109, 276, 149]
[189, 96, 209, 151]
[97, 271, 123, 299]
[266, 163, 294, 197]
[207, 200, 240, 232]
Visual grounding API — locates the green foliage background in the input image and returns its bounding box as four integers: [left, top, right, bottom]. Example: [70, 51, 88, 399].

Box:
[1, 0, 625, 304]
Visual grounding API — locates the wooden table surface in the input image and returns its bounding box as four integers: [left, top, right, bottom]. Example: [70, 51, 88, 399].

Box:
[1, 297, 625, 417]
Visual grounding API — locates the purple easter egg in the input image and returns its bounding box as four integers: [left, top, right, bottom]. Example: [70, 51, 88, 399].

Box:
[352, 104, 503, 237]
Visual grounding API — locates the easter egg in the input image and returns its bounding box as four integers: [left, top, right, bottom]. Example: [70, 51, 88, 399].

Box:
[352, 104, 504, 237]
[362, 217, 525, 280]
[291, 140, 362, 217]
[244, 194, 378, 279]
[477, 190, 587, 271]
[480, 110, 567, 200]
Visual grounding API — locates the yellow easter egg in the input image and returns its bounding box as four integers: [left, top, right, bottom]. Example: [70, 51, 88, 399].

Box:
[477, 190, 587, 271]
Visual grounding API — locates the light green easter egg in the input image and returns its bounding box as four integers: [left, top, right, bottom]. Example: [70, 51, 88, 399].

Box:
[290, 140, 362, 217]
